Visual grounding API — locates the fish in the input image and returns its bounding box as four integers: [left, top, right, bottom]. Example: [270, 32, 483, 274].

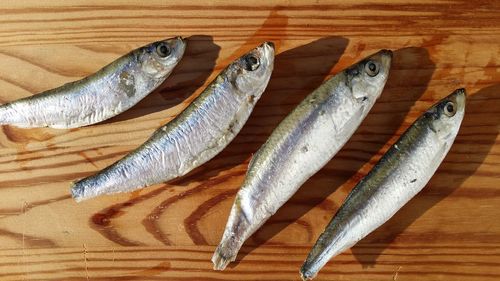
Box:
[0, 37, 186, 129]
[212, 49, 393, 270]
[70, 42, 275, 202]
[300, 89, 466, 280]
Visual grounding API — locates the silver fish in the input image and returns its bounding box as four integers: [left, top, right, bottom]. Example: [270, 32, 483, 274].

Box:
[300, 89, 466, 280]
[212, 50, 393, 270]
[0, 37, 185, 128]
[71, 42, 275, 202]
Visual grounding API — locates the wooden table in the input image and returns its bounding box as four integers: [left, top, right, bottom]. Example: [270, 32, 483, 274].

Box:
[0, 1, 498, 280]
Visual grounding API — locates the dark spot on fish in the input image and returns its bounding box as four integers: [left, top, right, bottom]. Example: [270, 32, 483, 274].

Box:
[424, 108, 439, 120]
[301, 146, 308, 153]
[362, 96, 368, 101]
[347, 66, 360, 77]
[248, 94, 255, 104]
[119, 71, 136, 98]
[410, 179, 417, 183]
[319, 110, 326, 116]
[227, 121, 235, 134]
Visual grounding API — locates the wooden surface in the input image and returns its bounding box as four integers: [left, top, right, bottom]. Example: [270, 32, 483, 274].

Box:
[0, 1, 499, 280]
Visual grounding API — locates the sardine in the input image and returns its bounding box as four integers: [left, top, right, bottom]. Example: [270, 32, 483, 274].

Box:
[71, 42, 275, 202]
[0, 37, 185, 128]
[300, 89, 466, 280]
[212, 50, 393, 270]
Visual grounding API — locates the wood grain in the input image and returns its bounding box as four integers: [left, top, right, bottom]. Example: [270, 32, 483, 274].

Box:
[0, 0, 499, 280]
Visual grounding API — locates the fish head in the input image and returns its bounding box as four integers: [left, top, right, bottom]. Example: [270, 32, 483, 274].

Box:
[426, 88, 466, 143]
[344, 49, 392, 103]
[229, 42, 275, 100]
[139, 36, 186, 79]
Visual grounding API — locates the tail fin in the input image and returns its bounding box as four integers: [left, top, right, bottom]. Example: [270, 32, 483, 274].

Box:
[211, 237, 241, 270]
[70, 181, 86, 203]
[300, 267, 317, 281]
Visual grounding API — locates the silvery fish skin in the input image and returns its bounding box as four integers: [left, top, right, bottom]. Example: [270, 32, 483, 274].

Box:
[0, 37, 185, 129]
[212, 50, 393, 270]
[300, 89, 466, 280]
[71, 42, 275, 202]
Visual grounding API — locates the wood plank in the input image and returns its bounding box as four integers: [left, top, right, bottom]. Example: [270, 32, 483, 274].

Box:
[1, 244, 500, 281]
[0, 0, 499, 280]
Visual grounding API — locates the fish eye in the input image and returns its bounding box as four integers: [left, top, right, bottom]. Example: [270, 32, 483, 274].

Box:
[156, 43, 171, 58]
[244, 55, 260, 71]
[364, 61, 379, 77]
[444, 101, 456, 117]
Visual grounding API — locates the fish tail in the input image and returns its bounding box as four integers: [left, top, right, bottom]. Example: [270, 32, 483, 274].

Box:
[70, 177, 102, 203]
[299, 266, 317, 280]
[70, 180, 87, 203]
[211, 237, 240, 270]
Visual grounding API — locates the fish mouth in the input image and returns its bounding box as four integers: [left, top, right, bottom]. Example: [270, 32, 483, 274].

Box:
[257, 41, 275, 67]
[169, 36, 187, 65]
[175, 36, 187, 50]
[264, 41, 275, 50]
[378, 49, 393, 71]
[380, 49, 393, 59]
[165, 36, 186, 48]
[162, 36, 185, 45]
